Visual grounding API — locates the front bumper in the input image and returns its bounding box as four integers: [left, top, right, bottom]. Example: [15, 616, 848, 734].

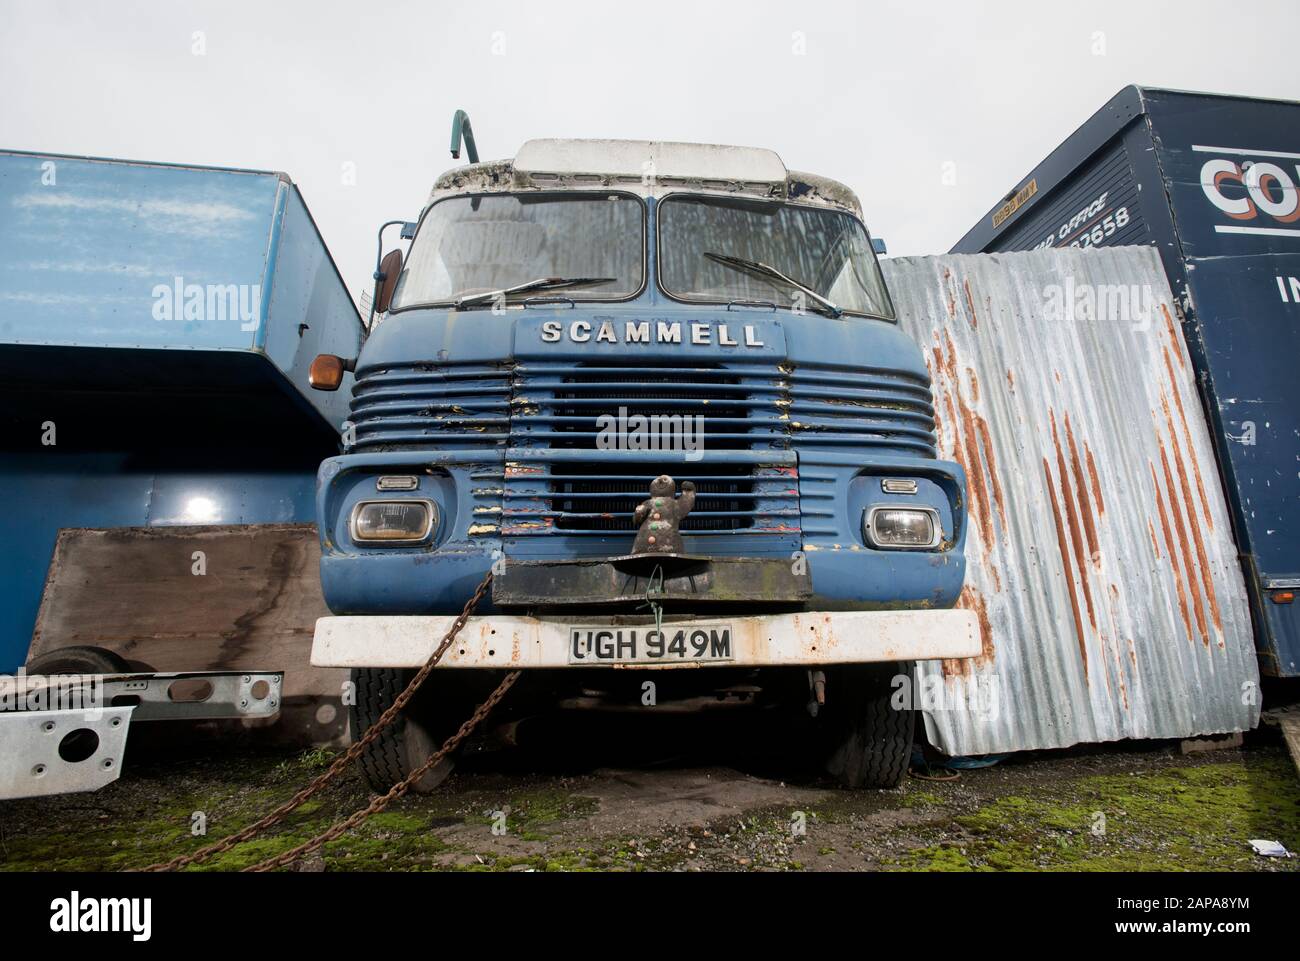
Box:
[311, 609, 981, 669]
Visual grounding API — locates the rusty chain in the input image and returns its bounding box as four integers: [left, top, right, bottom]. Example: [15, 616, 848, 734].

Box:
[141, 570, 508, 873]
[245, 668, 519, 871]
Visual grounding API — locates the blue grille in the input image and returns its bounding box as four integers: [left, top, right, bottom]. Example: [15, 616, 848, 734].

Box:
[348, 359, 936, 537]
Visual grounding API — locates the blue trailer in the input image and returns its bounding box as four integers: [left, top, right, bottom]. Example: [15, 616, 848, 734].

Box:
[0, 151, 363, 794]
[951, 86, 1300, 677]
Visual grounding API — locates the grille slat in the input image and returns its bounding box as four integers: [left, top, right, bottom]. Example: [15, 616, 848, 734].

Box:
[347, 358, 938, 539]
[786, 367, 936, 452]
[350, 364, 511, 451]
[545, 462, 761, 533]
[524, 363, 765, 533]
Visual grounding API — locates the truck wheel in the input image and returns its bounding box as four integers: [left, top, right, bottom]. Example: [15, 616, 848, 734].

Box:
[350, 667, 454, 794]
[819, 661, 915, 789]
[26, 645, 131, 675]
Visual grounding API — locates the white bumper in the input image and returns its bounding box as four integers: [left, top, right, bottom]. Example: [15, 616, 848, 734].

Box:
[311, 609, 981, 669]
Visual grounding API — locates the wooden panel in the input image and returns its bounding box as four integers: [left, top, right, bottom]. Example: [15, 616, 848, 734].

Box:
[29, 524, 348, 747]
[1281, 717, 1300, 781]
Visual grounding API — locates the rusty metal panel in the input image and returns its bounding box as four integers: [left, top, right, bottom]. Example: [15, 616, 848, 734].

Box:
[883, 246, 1259, 755]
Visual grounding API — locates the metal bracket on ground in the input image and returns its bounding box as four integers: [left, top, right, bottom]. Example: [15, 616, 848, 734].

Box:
[0, 706, 134, 800]
[0, 670, 284, 800]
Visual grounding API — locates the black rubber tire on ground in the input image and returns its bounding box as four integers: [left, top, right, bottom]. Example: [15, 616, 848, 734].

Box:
[819, 661, 915, 789]
[26, 645, 131, 675]
[351, 667, 454, 794]
[350, 667, 506, 794]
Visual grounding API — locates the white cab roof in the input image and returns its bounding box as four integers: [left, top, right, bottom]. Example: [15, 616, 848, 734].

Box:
[513, 138, 788, 185]
[430, 138, 863, 216]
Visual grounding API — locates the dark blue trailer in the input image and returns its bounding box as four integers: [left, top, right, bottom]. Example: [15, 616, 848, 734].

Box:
[952, 86, 1300, 677]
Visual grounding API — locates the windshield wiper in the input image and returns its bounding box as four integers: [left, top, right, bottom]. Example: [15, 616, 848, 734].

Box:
[703, 252, 842, 318]
[454, 276, 614, 308]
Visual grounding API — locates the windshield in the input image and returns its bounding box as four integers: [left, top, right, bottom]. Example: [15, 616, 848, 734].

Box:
[391, 193, 644, 309]
[658, 195, 894, 319]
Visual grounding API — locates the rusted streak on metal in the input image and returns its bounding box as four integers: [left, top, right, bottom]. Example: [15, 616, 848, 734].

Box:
[962, 278, 978, 328]
[936, 380, 959, 459]
[942, 585, 994, 677]
[1107, 585, 1129, 711]
[1050, 409, 1097, 631]
[941, 329, 960, 383]
[1161, 344, 1214, 530]
[935, 348, 983, 542]
[930, 333, 1004, 578]
[959, 401, 994, 548]
[1148, 521, 1162, 559]
[940, 330, 997, 549]
[1151, 461, 1193, 639]
[924, 354, 945, 448]
[1157, 440, 1209, 647]
[1084, 443, 1105, 516]
[1063, 413, 1101, 569]
[1160, 304, 1186, 368]
[1161, 392, 1222, 637]
[975, 417, 1006, 528]
[1043, 458, 1089, 682]
[1096, 589, 1118, 703]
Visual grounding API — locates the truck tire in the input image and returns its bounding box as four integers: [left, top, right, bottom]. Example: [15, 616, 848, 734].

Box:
[26, 645, 131, 676]
[350, 667, 454, 794]
[819, 661, 915, 789]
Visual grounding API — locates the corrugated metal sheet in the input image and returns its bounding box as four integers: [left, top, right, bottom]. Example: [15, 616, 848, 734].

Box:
[883, 246, 1259, 755]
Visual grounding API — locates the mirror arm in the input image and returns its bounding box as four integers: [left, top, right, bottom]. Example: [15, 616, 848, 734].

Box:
[368, 220, 409, 329]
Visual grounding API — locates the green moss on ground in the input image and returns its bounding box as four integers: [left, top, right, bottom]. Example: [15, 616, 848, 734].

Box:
[4, 744, 1297, 873]
[894, 756, 1300, 872]
[477, 787, 599, 839]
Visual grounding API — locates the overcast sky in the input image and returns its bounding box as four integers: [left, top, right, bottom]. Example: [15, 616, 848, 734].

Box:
[2, 0, 1297, 301]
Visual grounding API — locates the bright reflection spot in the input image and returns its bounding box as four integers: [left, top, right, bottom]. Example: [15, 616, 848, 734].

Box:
[183, 496, 219, 523]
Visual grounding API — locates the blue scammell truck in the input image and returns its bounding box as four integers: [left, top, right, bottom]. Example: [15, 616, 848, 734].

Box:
[309, 133, 980, 789]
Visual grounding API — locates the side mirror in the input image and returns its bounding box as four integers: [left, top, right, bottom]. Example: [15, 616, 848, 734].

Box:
[871, 238, 888, 256]
[373, 249, 404, 314]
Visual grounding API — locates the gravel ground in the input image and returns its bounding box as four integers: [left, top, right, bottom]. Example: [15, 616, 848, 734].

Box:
[2, 717, 1298, 872]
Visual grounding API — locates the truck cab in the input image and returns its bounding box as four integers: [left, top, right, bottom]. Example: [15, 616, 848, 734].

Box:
[309, 137, 980, 789]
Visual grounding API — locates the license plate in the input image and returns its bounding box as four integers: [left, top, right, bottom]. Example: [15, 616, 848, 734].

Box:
[568, 623, 735, 665]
